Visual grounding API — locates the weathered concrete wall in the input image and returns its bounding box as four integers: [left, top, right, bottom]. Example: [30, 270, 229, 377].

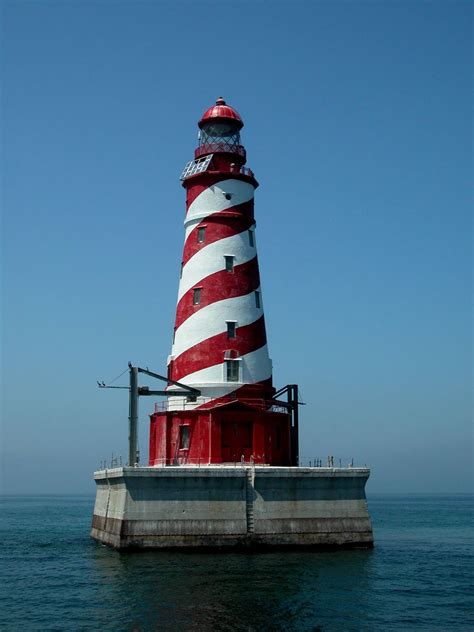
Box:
[250, 468, 372, 547]
[91, 466, 373, 549]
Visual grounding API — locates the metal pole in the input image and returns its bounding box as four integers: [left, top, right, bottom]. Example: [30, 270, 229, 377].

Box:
[287, 385, 300, 467]
[128, 365, 139, 466]
[287, 387, 293, 465]
[293, 385, 299, 467]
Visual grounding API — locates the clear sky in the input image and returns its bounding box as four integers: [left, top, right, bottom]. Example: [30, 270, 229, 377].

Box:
[1, 1, 472, 494]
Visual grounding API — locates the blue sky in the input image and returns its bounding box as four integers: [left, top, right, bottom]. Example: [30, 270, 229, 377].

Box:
[1, 1, 471, 494]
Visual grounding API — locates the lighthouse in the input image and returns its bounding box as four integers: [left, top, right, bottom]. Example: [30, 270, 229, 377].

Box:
[149, 98, 297, 467]
[171, 97, 271, 405]
[91, 98, 373, 550]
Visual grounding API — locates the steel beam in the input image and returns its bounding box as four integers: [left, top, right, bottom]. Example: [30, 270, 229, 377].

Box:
[128, 366, 139, 466]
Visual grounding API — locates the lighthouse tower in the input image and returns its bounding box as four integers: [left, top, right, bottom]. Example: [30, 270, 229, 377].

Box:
[91, 98, 373, 550]
[149, 98, 294, 466]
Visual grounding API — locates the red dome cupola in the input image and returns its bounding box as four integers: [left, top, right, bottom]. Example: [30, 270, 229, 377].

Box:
[199, 97, 244, 130]
[195, 97, 246, 162]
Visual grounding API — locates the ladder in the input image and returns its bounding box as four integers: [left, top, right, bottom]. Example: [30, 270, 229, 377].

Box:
[245, 468, 255, 534]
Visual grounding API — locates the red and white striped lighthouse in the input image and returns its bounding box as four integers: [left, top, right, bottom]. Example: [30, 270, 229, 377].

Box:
[92, 97, 373, 553]
[149, 98, 296, 466]
[169, 97, 272, 405]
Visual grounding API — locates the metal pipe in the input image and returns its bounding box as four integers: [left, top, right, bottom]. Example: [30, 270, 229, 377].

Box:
[137, 366, 200, 397]
[128, 365, 139, 466]
[293, 385, 299, 466]
[287, 384, 299, 467]
[287, 387, 295, 466]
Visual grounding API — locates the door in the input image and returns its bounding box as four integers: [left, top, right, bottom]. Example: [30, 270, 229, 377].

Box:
[221, 420, 253, 462]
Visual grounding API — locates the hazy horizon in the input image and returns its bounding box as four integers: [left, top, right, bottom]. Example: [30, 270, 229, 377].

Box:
[1, 1, 472, 495]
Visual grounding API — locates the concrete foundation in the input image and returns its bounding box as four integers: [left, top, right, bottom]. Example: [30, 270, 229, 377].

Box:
[91, 466, 373, 550]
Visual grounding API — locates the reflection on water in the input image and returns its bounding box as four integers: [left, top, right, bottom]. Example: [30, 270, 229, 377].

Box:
[92, 547, 374, 631]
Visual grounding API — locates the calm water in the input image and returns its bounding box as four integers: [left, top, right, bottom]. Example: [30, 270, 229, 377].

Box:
[1, 494, 473, 631]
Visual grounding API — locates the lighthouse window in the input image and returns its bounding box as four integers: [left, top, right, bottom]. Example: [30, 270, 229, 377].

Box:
[227, 321, 236, 339]
[193, 288, 201, 305]
[248, 229, 255, 247]
[255, 290, 261, 309]
[225, 360, 240, 382]
[197, 227, 206, 243]
[225, 256, 234, 272]
[179, 426, 190, 450]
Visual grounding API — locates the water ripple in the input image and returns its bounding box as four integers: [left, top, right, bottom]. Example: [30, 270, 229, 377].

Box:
[0, 494, 473, 631]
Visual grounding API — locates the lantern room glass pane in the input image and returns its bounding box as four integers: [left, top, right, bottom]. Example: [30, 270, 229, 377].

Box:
[203, 122, 237, 138]
[199, 121, 241, 153]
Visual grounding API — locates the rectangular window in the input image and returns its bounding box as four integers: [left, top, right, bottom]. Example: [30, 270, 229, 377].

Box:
[255, 290, 261, 308]
[248, 229, 255, 247]
[179, 426, 190, 450]
[180, 262, 183, 278]
[225, 255, 234, 272]
[193, 287, 201, 305]
[197, 226, 206, 243]
[225, 360, 240, 382]
[227, 321, 236, 339]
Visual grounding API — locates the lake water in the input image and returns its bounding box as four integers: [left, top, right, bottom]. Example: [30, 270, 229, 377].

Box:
[1, 494, 473, 631]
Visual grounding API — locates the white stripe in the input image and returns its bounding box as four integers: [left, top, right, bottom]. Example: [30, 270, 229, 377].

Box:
[176, 345, 272, 386]
[178, 231, 255, 301]
[172, 288, 262, 358]
[185, 179, 254, 241]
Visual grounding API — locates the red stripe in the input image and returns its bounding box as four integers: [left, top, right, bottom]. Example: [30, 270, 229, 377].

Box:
[171, 316, 267, 382]
[195, 378, 275, 410]
[184, 182, 208, 209]
[175, 256, 260, 330]
[182, 202, 254, 266]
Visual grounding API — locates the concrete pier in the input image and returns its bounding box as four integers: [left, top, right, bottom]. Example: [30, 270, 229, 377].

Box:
[91, 466, 373, 549]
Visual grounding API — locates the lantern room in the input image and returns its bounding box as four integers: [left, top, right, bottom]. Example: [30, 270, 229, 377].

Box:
[195, 97, 246, 161]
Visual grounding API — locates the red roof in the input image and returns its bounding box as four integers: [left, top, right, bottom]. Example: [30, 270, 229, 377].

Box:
[199, 97, 243, 129]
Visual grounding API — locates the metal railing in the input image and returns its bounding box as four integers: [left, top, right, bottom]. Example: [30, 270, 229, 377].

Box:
[239, 166, 254, 177]
[299, 456, 368, 468]
[153, 397, 287, 413]
[149, 455, 268, 467]
[98, 454, 123, 469]
[98, 454, 367, 470]
[195, 143, 246, 159]
[147, 456, 365, 468]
